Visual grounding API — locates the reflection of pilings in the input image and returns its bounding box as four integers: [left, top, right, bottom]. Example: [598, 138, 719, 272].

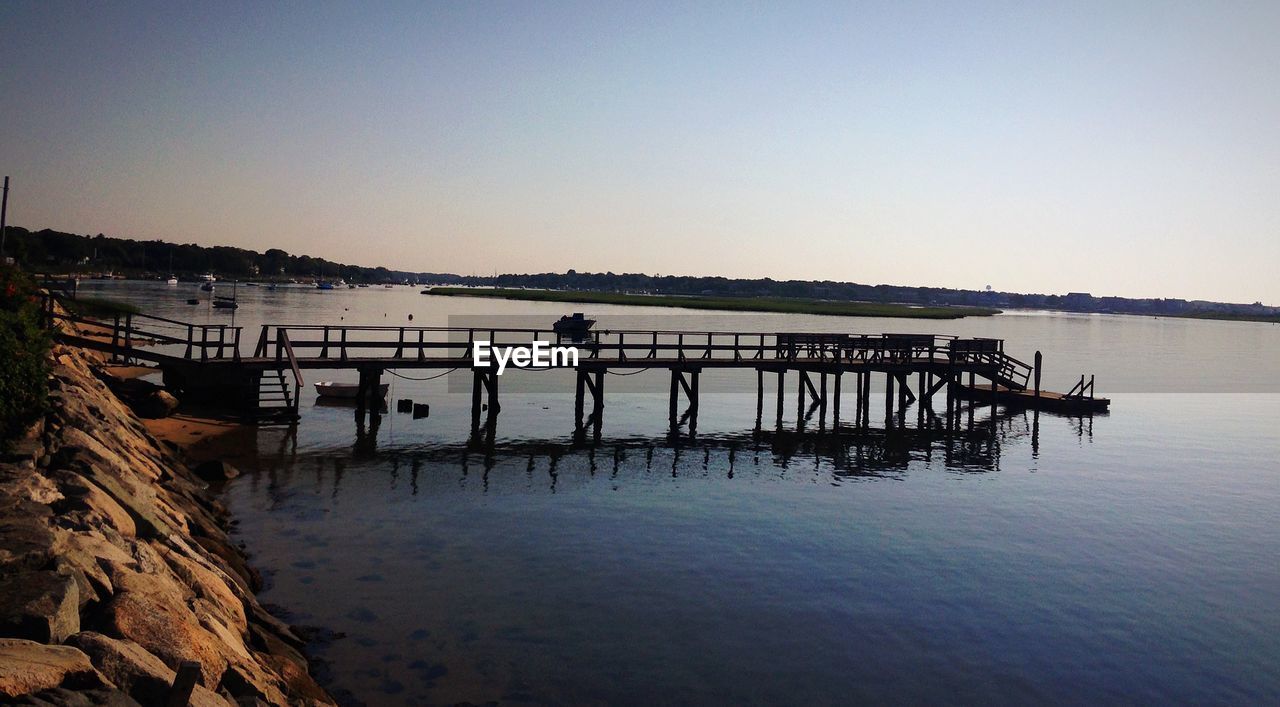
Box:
[354, 412, 381, 456]
[354, 367, 384, 424]
[320, 423, 1013, 491]
[247, 404, 1102, 499]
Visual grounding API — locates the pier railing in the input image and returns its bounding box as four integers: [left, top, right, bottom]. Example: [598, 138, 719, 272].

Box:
[248, 325, 1025, 376]
[43, 299, 242, 364]
[1064, 374, 1096, 400]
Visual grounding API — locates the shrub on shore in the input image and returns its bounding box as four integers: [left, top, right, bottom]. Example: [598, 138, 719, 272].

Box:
[0, 265, 51, 448]
[64, 295, 141, 318]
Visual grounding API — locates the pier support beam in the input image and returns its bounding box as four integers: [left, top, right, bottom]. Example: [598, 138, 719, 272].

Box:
[755, 369, 764, 428]
[775, 370, 785, 427]
[832, 372, 842, 429]
[819, 372, 828, 429]
[668, 368, 700, 433]
[885, 371, 895, 425]
[575, 369, 605, 439]
[470, 368, 500, 437]
[796, 370, 821, 428]
[354, 367, 384, 425]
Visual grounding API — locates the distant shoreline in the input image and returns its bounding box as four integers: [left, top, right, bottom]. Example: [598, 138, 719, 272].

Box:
[425, 287, 1001, 319]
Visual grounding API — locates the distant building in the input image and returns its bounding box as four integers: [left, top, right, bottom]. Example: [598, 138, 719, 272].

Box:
[1064, 292, 1094, 309]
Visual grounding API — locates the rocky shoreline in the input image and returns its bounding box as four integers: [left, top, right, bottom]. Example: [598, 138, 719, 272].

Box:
[0, 334, 331, 704]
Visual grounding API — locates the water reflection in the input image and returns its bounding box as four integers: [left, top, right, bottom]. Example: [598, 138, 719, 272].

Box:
[239, 408, 1097, 504]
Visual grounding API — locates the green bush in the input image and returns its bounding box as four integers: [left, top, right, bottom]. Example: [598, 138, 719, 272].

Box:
[65, 296, 141, 318]
[0, 266, 51, 447]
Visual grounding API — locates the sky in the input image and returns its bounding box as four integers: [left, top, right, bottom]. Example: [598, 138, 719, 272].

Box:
[1, 1, 1277, 304]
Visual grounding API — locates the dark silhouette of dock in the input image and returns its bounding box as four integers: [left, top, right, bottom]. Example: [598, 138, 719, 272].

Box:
[43, 299, 1109, 440]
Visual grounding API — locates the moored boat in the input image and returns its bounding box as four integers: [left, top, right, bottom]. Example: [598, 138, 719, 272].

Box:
[553, 312, 596, 338]
[314, 381, 390, 399]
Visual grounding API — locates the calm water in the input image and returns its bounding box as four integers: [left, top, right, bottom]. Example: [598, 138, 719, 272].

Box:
[86, 282, 1280, 704]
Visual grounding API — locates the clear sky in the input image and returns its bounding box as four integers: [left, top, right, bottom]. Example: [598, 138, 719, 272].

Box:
[2, 1, 1277, 303]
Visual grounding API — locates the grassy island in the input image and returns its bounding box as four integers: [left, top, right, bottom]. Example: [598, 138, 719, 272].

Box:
[425, 287, 1000, 319]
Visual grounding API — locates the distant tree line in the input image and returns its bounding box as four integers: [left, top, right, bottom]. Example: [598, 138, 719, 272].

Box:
[492, 271, 1277, 318]
[5, 227, 476, 285]
[6, 226, 1275, 319]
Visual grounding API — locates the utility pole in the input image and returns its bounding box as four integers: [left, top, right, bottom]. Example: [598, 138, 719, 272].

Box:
[1, 176, 9, 261]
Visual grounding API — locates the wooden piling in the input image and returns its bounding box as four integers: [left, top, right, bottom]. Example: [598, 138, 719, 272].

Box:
[885, 371, 894, 423]
[1034, 350, 1042, 399]
[818, 372, 828, 428]
[575, 369, 586, 431]
[669, 369, 679, 426]
[797, 371, 806, 422]
[776, 370, 785, 426]
[832, 372, 841, 428]
[469, 370, 481, 433]
[755, 368, 764, 427]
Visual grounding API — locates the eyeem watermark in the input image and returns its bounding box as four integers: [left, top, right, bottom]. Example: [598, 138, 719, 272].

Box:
[472, 341, 579, 374]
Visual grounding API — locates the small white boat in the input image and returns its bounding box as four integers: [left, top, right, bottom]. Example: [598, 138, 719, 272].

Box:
[314, 381, 389, 400]
[166, 276, 178, 285]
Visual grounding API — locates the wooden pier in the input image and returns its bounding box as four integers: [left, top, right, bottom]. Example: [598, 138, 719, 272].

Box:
[43, 299, 1109, 438]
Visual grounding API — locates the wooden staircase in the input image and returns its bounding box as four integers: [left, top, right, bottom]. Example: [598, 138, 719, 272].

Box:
[989, 351, 1032, 392]
[251, 369, 299, 424]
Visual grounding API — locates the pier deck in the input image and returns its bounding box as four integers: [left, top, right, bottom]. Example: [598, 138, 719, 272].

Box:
[42, 298, 1108, 436]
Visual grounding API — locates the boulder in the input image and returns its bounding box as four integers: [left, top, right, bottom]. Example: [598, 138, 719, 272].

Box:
[0, 570, 80, 643]
[101, 574, 232, 689]
[137, 391, 179, 419]
[0, 496, 56, 567]
[215, 661, 288, 706]
[9, 687, 139, 706]
[192, 460, 240, 483]
[0, 639, 109, 699]
[258, 650, 330, 703]
[65, 633, 231, 707]
[52, 436, 175, 539]
[162, 543, 248, 631]
[49, 471, 137, 538]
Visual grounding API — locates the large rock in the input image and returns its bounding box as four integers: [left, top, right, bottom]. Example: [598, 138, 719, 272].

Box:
[0, 570, 80, 643]
[162, 544, 248, 631]
[65, 633, 230, 707]
[192, 460, 239, 483]
[0, 496, 56, 567]
[137, 390, 179, 419]
[9, 687, 139, 705]
[49, 471, 137, 538]
[52, 433, 177, 539]
[101, 572, 233, 689]
[0, 639, 109, 699]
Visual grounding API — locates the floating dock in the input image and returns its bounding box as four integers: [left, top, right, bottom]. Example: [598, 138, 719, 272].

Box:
[955, 383, 1110, 414]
